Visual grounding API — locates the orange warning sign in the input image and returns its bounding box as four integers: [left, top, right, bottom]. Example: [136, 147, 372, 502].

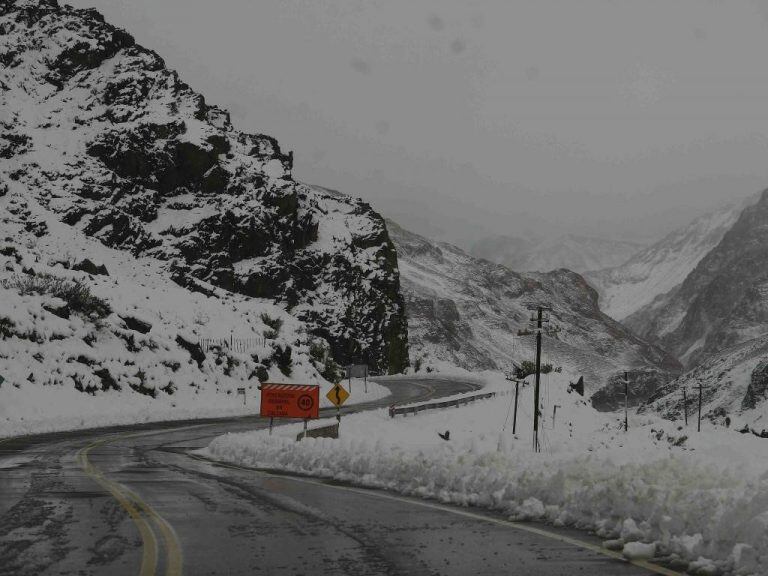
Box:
[259, 384, 320, 419]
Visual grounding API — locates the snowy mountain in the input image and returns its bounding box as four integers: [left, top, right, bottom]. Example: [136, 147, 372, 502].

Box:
[471, 233, 644, 275]
[389, 221, 680, 390]
[586, 199, 750, 321]
[625, 190, 768, 370]
[0, 0, 408, 378]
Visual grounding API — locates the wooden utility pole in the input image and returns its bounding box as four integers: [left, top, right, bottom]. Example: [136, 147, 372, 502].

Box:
[513, 379, 520, 435]
[523, 304, 551, 452]
[682, 388, 688, 426]
[552, 404, 561, 429]
[624, 371, 629, 432]
[697, 381, 705, 432]
[533, 307, 543, 452]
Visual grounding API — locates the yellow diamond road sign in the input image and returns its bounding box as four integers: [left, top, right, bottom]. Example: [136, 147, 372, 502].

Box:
[326, 384, 349, 407]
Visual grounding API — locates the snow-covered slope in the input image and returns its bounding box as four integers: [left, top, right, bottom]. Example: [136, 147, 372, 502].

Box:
[586, 199, 750, 321]
[472, 233, 644, 275]
[625, 190, 768, 370]
[0, 190, 386, 436]
[638, 334, 768, 430]
[389, 221, 679, 390]
[0, 0, 408, 375]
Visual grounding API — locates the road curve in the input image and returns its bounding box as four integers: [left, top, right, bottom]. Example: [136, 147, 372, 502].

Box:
[0, 378, 666, 576]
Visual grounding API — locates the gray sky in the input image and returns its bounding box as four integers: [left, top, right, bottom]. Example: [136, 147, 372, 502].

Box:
[69, 0, 768, 247]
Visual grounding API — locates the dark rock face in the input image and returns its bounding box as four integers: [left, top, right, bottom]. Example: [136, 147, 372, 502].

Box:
[743, 359, 768, 410]
[626, 190, 768, 370]
[1, 0, 408, 373]
[120, 315, 152, 334]
[72, 259, 108, 276]
[590, 369, 670, 412]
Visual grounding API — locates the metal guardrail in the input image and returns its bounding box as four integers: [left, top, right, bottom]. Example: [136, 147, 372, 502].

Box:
[296, 423, 339, 441]
[388, 391, 497, 418]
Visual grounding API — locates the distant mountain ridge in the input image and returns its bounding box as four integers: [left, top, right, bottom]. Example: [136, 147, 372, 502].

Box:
[586, 198, 752, 321]
[389, 220, 679, 389]
[471, 233, 645, 275]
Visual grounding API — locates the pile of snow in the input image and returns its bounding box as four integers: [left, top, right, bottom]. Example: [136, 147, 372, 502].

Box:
[0, 193, 388, 438]
[203, 371, 768, 575]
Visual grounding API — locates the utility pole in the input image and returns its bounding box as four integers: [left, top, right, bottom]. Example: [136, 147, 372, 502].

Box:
[513, 379, 520, 435]
[529, 305, 550, 453]
[624, 371, 629, 432]
[697, 381, 705, 432]
[682, 388, 688, 426]
[533, 307, 543, 452]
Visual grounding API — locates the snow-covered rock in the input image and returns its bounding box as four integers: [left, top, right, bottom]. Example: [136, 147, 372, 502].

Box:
[0, 0, 408, 376]
[639, 333, 768, 429]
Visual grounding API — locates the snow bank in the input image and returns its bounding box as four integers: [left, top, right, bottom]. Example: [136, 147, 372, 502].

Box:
[203, 371, 768, 575]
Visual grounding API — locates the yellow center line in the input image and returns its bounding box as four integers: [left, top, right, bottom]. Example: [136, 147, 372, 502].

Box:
[188, 453, 683, 576]
[78, 434, 183, 576]
[78, 440, 158, 576]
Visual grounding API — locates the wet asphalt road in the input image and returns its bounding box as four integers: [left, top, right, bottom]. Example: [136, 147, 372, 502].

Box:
[0, 378, 661, 576]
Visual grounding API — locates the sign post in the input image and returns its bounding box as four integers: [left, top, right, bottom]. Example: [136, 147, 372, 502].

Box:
[344, 364, 369, 394]
[326, 382, 350, 428]
[259, 384, 320, 436]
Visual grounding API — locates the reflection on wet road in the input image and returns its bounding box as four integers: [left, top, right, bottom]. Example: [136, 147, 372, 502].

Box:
[0, 378, 664, 575]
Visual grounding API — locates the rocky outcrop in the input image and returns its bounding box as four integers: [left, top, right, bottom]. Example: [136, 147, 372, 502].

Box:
[743, 359, 768, 410]
[0, 0, 407, 373]
[590, 369, 671, 412]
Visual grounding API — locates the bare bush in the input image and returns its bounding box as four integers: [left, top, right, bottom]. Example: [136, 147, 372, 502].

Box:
[3, 273, 112, 319]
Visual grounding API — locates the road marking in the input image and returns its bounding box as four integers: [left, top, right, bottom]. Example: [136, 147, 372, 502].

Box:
[189, 453, 683, 576]
[78, 435, 183, 576]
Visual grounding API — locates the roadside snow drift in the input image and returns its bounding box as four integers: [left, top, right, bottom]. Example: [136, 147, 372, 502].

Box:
[204, 372, 768, 576]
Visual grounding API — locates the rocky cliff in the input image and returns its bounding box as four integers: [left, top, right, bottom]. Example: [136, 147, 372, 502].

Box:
[625, 190, 768, 370]
[0, 0, 407, 373]
[586, 198, 751, 321]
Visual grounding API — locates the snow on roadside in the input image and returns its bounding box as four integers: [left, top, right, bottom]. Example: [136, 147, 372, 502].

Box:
[202, 371, 768, 576]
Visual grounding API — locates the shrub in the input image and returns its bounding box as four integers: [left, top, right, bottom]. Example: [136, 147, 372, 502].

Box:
[263, 328, 278, 340]
[270, 344, 292, 377]
[260, 313, 283, 334]
[514, 360, 554, 380]
[0, 316, 15, 339]
[309, 340, 326, 363]
[321, 357, 343, 384]
[3, 273, 111, 319]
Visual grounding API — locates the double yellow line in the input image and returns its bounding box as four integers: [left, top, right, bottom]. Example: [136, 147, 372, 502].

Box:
[78, 435, 182, 576]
